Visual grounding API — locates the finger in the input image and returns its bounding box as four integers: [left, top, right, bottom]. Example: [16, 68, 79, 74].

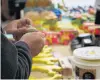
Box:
[25, 18, 32, 25]
[17, 22, 22, 28]
[17, 27, 29, 34]
[20, 18, 32, 26]
[17, 18, 33, 28]
[17, 19, 27, 28]
[19, 19, 27, 26]
[17, 19, 25, 28]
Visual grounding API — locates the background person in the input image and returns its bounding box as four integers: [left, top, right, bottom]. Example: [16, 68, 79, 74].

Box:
[95, 0, 100, 24]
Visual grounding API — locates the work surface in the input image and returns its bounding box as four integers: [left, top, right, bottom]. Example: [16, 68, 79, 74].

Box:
[51, 45, 72, 57]
[30, 45, 73, 79]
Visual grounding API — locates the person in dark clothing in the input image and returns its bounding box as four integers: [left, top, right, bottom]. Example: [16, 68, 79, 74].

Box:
[95, 10, 100, 24]
[14, 0, 26, 19]
[1, 0, 27, 21]
[1, 18, 44, 79]
[1, 33, 32, 79]
[95, 0, 100, 24]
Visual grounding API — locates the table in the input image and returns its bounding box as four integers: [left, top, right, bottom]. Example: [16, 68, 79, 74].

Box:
[30, 45, 73, 79]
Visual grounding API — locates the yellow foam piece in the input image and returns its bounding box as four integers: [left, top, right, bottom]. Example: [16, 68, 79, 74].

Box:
[43, 45, 52, 51]
[29, 76, 36, 80]
[34, 53, 53, 58]
[52, 74, 63, 79]
[41, 46, 52, 53]
[32, 57, 58, 65]
[34, 46, 53, 58]
[32, 65, 62, 76]
[29, 74, 63, 80]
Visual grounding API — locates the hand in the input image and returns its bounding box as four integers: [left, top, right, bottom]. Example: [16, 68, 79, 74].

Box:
[4, 18, 32, 40]
[20, 32, 45, 57]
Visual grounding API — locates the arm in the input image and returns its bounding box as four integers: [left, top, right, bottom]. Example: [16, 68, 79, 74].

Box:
[1, 18, 44, 79]
[1, 33, 32, 79]
[15, 41, 32, 79]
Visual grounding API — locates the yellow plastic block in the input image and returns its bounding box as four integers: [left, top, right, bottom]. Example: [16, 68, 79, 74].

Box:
[29, 76, 36, 80]
[34, 46, 53, 58]
[32, 57, 58, 65]
[32, 65, 62, 76]
[51, 74, 63, 79]
[34, 53, 53, 58]
[42, 47, 53, 52]
[29, 74, 63, 80]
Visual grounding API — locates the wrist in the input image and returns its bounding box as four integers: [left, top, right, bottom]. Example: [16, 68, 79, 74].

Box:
[15, 41, 32, 57]
[19, 40, 31, 50]
[15, 41, 30, 49]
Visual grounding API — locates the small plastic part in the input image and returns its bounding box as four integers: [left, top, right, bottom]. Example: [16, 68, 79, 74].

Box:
[59, 57, 73, 76]
[32, 65, 62, 76]
[32, 57, 58, 65]
[28, 25, 38, 32]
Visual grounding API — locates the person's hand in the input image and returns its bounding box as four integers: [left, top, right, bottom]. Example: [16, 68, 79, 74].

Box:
[20, 32, 45, 57]
[4, 18, 32, 40]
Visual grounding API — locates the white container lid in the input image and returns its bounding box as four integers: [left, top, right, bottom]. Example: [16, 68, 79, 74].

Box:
[78, 33, 91, 38]
[73, 47, 100, 60]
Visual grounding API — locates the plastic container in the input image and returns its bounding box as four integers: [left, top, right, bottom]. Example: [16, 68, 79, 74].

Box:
[71, 47, 100, 79]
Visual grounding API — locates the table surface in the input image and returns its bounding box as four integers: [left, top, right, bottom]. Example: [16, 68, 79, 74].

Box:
[30, 45, 73, 79]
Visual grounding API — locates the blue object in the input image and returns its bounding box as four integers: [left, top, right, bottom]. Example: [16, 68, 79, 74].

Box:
[52, 9, 62, 18]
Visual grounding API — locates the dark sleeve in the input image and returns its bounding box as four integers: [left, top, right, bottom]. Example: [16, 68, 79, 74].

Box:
[15, 41, 32, 79]
[1, 33, 32, 79]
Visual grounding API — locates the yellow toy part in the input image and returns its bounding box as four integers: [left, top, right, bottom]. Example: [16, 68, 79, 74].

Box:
[51, 74, 63, 79]
[60, 34, 70, 43]
[74, 26, 84, 34]
[34, 46, 53, 58]
[42, 46, 52, 52]
[29, 76, 36, 80]
[46, 36, 53, 44]
[42, 45, 49, 49]
[34, 53, 53, 58]
[32, 57, 58, 65]
[32, 65, 62, 76]
[29, 74, 63, 80]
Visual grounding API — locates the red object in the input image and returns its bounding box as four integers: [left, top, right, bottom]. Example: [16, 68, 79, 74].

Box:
[44, 30, 78, 45]
[94, 28, 100, 35]
[69, 33, 75, 40]
[84, 26, 88, 30]
[52, 35, 59, 44]
[60, 31, 64, 35]
[63, 41, 69, 45]
[89, 29, 94, 33]
[83, 26, 89, 32]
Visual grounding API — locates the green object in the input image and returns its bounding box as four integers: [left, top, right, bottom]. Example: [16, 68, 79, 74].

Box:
[71, 19, 83, 27]
[43, 19, 57, 27]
